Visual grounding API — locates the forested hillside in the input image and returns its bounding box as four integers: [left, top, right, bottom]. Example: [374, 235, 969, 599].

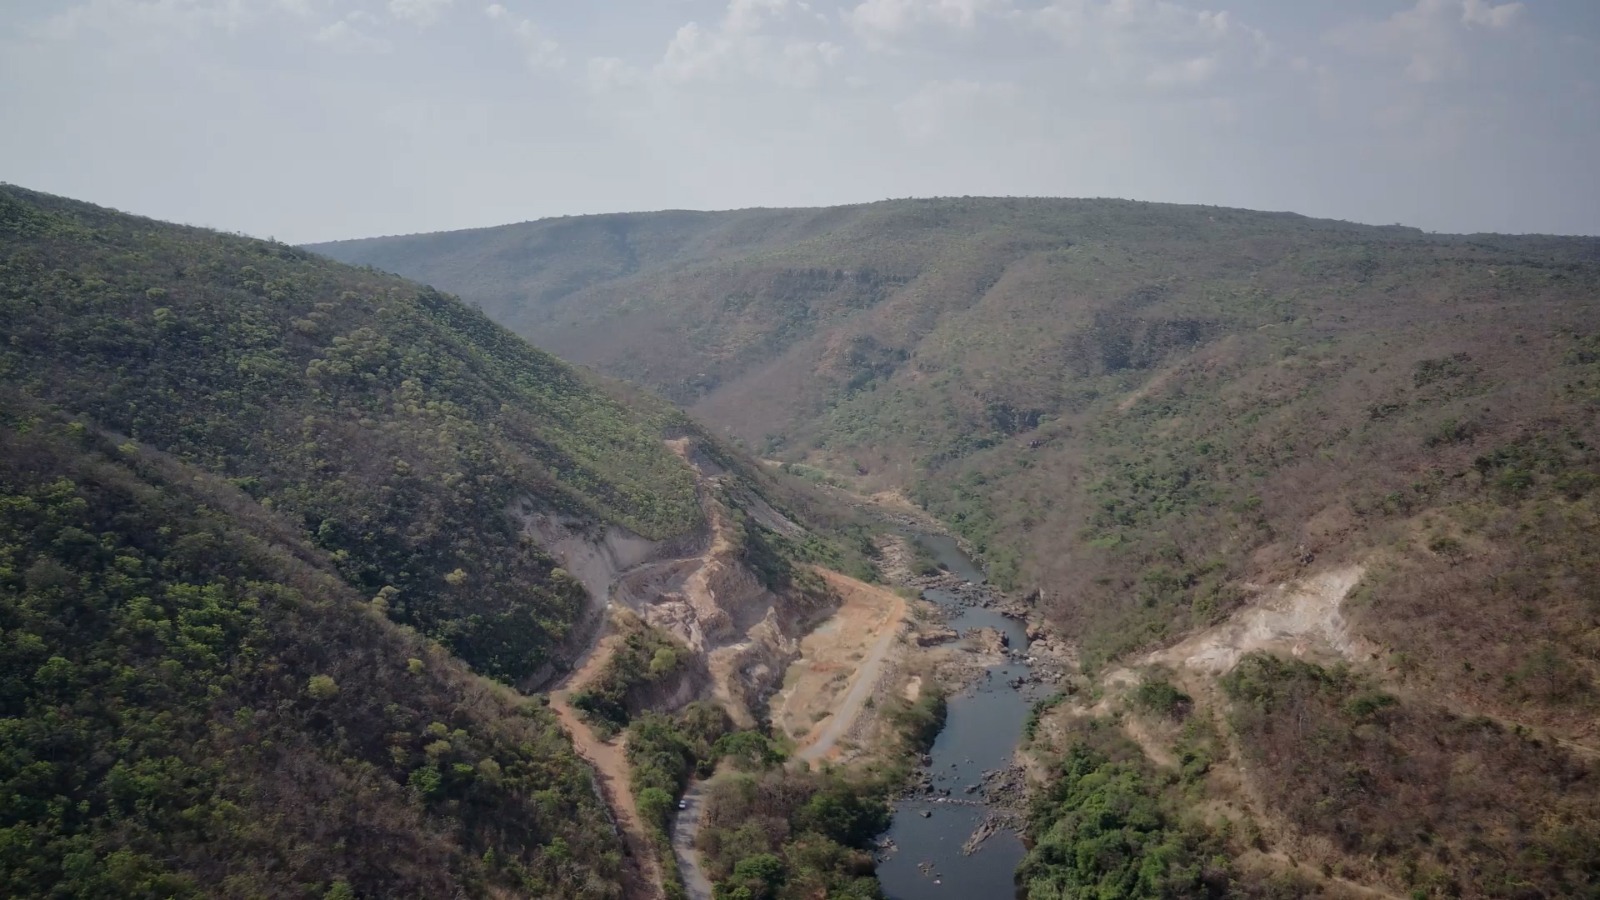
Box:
[317, 199, 1600, 897]
[5, 185, 702, 684]
[0, 184, 728, 897]
[312, 198, 1600, 687]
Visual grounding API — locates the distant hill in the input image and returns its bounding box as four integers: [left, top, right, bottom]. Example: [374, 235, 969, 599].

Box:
[0, 184, 743, 897]
[310, 196, 1600, 666]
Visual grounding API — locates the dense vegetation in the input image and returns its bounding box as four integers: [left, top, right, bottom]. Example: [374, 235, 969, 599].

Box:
[312, 198, 1600, 690]
[0, 404, 622, 898]
[688, 671, 944, 899]
[0, 185, 768, 897]
[1022, 742, 1230, 899]
[697, 770, 887, 900]
[1220, 653, 1600, 897]
[571, 615, 696, 736]
[2, 185, 701, 683]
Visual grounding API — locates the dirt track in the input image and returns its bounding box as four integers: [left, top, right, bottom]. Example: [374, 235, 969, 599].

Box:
[549, 635, 663, 900]
[543, 435, 747, 899]
[671, 776, 716, 900]
[788, 570, 906, 763]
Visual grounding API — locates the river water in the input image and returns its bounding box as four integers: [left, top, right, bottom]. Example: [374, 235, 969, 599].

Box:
[876, 533, 1034, 899]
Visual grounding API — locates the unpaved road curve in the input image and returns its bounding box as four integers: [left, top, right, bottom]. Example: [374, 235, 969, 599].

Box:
[549, 636, 663, 900]
[671, 777, 716, 900]
[795, 571, 906, 763]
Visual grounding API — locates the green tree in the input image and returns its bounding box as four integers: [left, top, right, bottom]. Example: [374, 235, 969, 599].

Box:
[307, 674, 339, 700]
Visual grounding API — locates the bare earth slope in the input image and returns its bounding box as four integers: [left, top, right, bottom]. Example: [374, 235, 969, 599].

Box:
[785, 569, 907, 763]
[549, 634, 663, 900]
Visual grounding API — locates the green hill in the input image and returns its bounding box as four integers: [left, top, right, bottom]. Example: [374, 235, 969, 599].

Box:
[314, 199, 1600, 896]
[0, 184, 735, 898]
[6, 185, 703, 684]
[310, 197, 1600, 674]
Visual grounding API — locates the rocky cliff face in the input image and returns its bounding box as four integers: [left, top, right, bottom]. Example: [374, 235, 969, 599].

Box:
[519, 437, 839, 724]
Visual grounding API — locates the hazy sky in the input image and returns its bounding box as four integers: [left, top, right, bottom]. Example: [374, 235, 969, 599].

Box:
[3, 0, 1597, 242]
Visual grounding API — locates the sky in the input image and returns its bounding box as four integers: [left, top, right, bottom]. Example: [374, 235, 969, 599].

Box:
[2, 0, 1598, 242]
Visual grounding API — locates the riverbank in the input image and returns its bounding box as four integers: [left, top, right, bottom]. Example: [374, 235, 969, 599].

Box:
[870, 535, 1074, 899]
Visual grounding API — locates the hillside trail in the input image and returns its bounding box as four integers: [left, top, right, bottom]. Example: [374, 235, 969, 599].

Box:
[1093, 565, 1372, 729]
[542, 440, 722, 900]
[1088, 562, 1591, 899]
[548, 633, 663, 900]
[547, 440, 927, 893]
[671, 771, 720, 900]
[663, 437, 759, 721]
[1099, 565, 1381, 771]
[543, 436, 756, 899]
[1404, 697, 1600, 760]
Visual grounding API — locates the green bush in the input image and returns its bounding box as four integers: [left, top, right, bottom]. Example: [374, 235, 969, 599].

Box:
[1020, 745, 1230, 898]
[1130, 675, 1192, 720]
[572, 618, 692, 731]
[699, 771, 888, 900]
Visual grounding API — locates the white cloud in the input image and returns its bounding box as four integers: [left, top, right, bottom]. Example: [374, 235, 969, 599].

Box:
[485, 4, 564, 70]
[654, 0, 842, 87]
[587, 56, 642, 92]
[1329, 0, 1524, 83]
[726, 0, 788, 33]
[314, 17, 392, 53]
[1033, 0, 1266, 51]
[847, 0, 1005, 40]
[36, 0, 252, 44]
[8, 0, 1593, 243]
[1146, 54, 1218, 87]
[1029, 1, 1273, 92]
[841, 0, 1279, 97]
[389, 0, 454, 28]
[1462, 0, 1523, 29]
[895, 78, 1017, 139]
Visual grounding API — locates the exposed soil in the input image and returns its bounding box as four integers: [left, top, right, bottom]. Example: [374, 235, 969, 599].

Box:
[1026, 564, 1423, 900]
[1145, 564, 1372, 675]
[785, 570, 908, 763]
[536, 434, 909, 898]
[548, 631, 663, 900]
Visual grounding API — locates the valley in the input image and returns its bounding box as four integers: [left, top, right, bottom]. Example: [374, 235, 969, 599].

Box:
[314, 197, 1600, 899]
[10, 0, 1600, 894]
[3, 183, 1597, 900]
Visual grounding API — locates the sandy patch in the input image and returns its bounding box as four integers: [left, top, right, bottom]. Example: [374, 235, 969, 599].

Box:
[1150, 565, 1373, 674]
[773, 570, 907, 761]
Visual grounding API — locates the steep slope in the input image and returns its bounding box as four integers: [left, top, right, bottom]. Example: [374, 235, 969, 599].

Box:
[0, 184, 743, 898]
[0, 406, 622, 899]
[4, 184, 701, 687]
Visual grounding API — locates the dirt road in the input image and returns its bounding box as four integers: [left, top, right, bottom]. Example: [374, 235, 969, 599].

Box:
[549, 635, 663, 900]
[793, 570, 906, 763]
[670, 777, 716, 900]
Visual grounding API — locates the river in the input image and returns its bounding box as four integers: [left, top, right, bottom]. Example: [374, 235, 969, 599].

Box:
[876, 533, 1037, 899]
